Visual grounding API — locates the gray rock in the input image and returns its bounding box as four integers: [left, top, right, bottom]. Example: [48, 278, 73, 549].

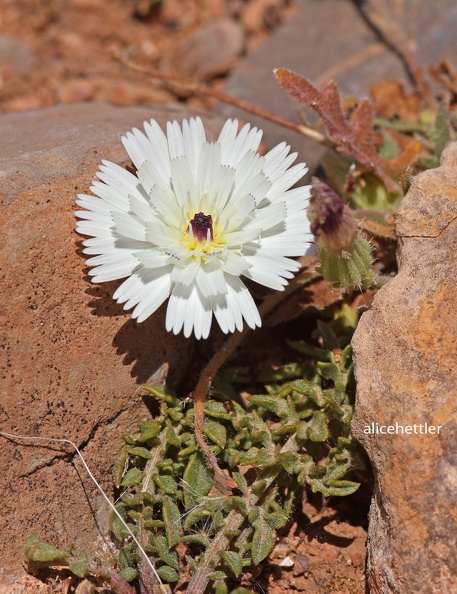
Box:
[216, 0, 457, 169]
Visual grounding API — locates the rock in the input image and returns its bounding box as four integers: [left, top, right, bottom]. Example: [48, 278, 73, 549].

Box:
[164, 18, 246, 80]
[216, 0, 457, 168]
[0, 102, 227, 582]
[351, 143, 457, 593]
[0, 35, 33, 74]
[241, 0, 290, 33]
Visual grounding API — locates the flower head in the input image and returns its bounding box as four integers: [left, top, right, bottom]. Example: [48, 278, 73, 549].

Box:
[75, 117, 312, 338]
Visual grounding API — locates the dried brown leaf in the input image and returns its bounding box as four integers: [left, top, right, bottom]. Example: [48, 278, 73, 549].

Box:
[275, 68, 398, 191]
[264, 279, 343, 326]
[369, 79, 421, 121]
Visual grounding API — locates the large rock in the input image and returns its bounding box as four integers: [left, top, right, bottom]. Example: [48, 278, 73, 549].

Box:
[352, 144, 457, 592]
[0, 103, 227, 582]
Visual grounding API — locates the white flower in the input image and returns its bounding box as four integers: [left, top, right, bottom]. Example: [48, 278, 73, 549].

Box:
[75, 117, 312, 339]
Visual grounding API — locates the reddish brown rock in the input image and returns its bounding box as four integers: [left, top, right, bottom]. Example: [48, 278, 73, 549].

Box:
[352, 144, 457, 593]
[0, 103, 227, 584]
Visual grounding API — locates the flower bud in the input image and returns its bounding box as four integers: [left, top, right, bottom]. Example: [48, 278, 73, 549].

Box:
[308, 178, 358, 256]
[309, 178, 374, 291]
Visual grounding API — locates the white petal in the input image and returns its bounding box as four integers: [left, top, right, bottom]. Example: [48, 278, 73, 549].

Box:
[123, 266, 173, 310]
[182, 117, 206, 175]
[112, 212, 147, 241]
[212, 275, 261, 333]
[89, 259, 139, 283]
[195, 263, 228, 298]
[167, 120, 185, 159]
[170, 156, 197, 212]
[221, 251, 252, 276]
[166, 282, 213, 339]
[170, 260, 200, 286]
[132, 273, 173, 323]
[129, 195, 154, 222]
[146, 220, 179, 247]
[97, 161, 146, 202]
[246, 202, 287, 231]
[267, 163, 308, 197]
[135, 249, 172, 269]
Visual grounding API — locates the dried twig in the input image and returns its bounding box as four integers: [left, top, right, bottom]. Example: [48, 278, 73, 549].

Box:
[116, 54, 330, 147]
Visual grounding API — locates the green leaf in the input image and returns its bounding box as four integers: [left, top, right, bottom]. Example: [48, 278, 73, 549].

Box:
[156, 565, 179, 582]
[430, 101, 451, 158]
[215, 584, 228, 594]
[287, 340, 334, 362]
[143, 384, 179, 404]
[69, 559, 89, 578]
[128, 446, 152, 459]
[203, 417, 227, 449]
[163, 497, 181, 548]
[121, 468, 144, 487]
[185, 555, 198, 573]
[138, 420, 162, 442]
[119, 567, 138, 582]
[181, 534, 211, 547]
[297, 411, 329, 442]
[113, 445, 129, 489]
[25, 534, 69, 563]
[251, 514, 275, 565]
[154, 536, 179, 570]
[318, 479, 360, 497]
[208, 571, 227, 581]
[153, 474, 177, 495]
[232, 472, 248, 495]
[183, 453, 212, 509]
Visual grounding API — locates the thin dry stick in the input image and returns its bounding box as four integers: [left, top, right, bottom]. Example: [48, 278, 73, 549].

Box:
[192, 269, 319, 490]
[116, 55, 330, 147]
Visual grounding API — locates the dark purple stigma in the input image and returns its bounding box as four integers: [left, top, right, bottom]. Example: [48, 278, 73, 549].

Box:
[188, 212, 214, 243]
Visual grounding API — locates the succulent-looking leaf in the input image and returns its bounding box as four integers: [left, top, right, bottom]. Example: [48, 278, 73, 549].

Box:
[144, 385, 179, 404]
[113, 445, 129, 489]
[153, 535, 180, 570]
[128, 446, 152, 459]
[119, 567, 139, 582]
[25, 534, 69, 563]
[69, 559, 89, 578]
[156, 565, 179, 582]
[221, 551, 244, 577]
[163, 496, 181, 548]
[183, 452, 212, 509]
[154, 474, 177, 495]
[138, 420, 162, 442]
[203, 417, 227, 449]
[251, 513, 275, 565]
[121, 468, 144, 487]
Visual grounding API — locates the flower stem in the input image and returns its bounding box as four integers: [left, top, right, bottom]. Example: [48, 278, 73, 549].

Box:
[192, 269, 319, 490]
